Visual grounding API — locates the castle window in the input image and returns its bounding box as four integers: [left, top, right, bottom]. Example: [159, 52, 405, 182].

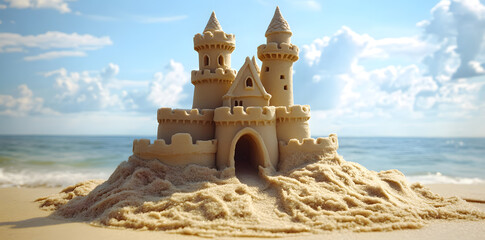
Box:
[245, 77, 253, 88]
[218, 55, 224, 66]
[265, 67, 269, 72]
[235, 100, 238, 106]
[284, 85, 288, 90]
[239, 101, 243, 106]
[204, 55, 210, 66]
[280, 75, 285, 79]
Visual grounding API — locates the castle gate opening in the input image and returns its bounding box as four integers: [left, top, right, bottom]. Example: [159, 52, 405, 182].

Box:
[229, 128, 270, 179]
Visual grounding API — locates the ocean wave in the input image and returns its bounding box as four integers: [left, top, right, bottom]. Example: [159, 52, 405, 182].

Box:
[0, 168, 110, 188]
[2, 167, 483, 188]
[406, 172, 484, 184]
[445, 139, 465, 147]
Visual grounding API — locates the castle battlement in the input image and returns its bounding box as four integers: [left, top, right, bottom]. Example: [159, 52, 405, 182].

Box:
[279, 134, 339, 153]
[133, 133, 217, 167]
[214, 106, 275, 125]
[275, 105, 311, 122]
[157, 108, 214, 124]
[277, 135, 338, 172]
[194, 31, 236, 52]
[191, 68, 236, 84]
[257, 42, 299, 61]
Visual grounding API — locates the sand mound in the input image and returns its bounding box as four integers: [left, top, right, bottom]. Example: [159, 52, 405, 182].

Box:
[37, 154, 485, 237]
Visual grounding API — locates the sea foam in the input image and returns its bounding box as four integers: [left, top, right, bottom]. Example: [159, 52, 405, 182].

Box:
[407, 172, 484, 184]
[0, 168, 109, 188]
[1, 168, 483, 188]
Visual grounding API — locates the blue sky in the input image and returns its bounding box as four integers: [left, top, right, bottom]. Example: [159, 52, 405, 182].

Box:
[0, 0, 484, 137]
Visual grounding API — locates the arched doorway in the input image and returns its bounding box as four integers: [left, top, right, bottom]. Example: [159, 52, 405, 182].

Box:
[229, 128, 270, 180]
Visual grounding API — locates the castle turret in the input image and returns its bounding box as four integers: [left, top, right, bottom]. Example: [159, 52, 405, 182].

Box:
[192, 12, 236, 109]
[257, 7, 299, 107]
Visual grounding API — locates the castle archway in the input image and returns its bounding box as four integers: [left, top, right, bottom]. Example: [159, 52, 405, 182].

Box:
[229, 128, 270, 177]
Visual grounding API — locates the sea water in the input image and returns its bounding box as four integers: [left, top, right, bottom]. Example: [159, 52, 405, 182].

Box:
[0, 135, 483, 187]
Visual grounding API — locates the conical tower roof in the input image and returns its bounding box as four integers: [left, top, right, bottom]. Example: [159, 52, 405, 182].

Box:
[204, 11, 223, 32]
[265, 6, 291, 36]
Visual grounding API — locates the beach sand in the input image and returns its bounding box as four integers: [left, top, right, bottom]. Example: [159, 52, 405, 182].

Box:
[0, 184, 484, 240]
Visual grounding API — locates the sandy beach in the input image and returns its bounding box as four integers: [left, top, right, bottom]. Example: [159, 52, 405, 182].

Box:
[0, 184, 484, 240]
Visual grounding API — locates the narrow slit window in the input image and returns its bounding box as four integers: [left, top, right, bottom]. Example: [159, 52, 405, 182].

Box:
[204, 55, 209, 66]
[280, 75, 285, 79]
[240, 101, 243, 106]
[218, 55, 224, 66]
[246, 78, 253, 87]
[284, 85, 288, 90]
[265, 67, 269, 72]
[235, 100, 238, 106]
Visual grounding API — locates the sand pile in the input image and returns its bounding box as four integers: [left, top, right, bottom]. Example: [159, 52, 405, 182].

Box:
[37, 153, 485, 237]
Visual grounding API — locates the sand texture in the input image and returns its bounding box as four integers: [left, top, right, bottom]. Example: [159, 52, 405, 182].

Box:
[35, 152, 485, 237]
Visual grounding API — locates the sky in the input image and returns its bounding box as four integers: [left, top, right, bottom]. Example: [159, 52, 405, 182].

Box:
[0, 0, 484, 137]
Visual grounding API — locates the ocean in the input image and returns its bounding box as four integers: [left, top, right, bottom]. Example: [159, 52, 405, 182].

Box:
[0, 135, 483, 188]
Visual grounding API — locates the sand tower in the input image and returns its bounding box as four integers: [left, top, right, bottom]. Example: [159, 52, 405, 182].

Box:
[192, 12, 237, 109]
[257, 7, 299, 107]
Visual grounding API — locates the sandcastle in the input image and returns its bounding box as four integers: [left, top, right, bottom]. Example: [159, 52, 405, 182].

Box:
[133, 7, 338, 173]
[36, 7, 485, 237]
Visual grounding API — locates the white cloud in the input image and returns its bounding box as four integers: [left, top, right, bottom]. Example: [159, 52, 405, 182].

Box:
[42, 60, 190, 113]
[0, 4, 7, 9]
[0, 31, 112, 60]
[295, 5, 485, 137]
[135, 15, 187, 23]
[0, 31, 112, 51]
[420, 0, 485, 79]
[46, 65, 124, 112]
[24, 50, 86, 61]
[364, 37, 436, 59]
[4, 0, 71, 13]
[326, 64, 439, 115]
[301, 27, 435, 76]
[0, 84, 58, 116]
[0, 20, 2, 24]
[147, 60, 190, 107]
[100, 63, 120, 79]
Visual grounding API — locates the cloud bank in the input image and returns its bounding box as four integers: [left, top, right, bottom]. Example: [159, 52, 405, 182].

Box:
[0, 31, 112, 60]
[294, 0, 485, 136]
[0, 85, 58, 116]
[43, 60, 190, 113]
[3, 0, 71, 13]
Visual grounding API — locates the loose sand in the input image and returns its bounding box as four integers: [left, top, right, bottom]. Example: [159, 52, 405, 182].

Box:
[1, 184, 485, 240]
[32, 152, 485, 238]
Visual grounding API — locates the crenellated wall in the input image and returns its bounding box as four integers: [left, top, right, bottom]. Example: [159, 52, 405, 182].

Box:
[214, 106, 278, 170]
[192, 68, 236, 109]
[278, 134, 339, 172]
[275, 105, 311, 142]
[214, 106, 275, 125]
[194, 31, 235, 50]
[133, 133, 217, 167]
[257, 42, 299, 61]
[157, 108, 215, 143]
[191, 68, 236, 84]
[194, 31, 235, 72]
